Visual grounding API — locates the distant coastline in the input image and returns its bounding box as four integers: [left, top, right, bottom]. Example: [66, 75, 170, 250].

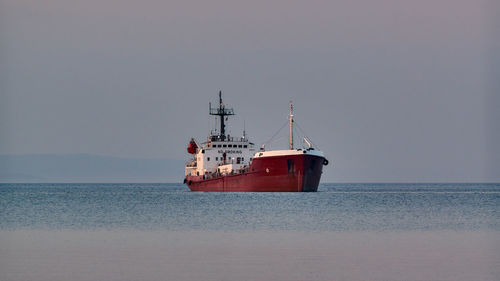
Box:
[0, 154, 184, 183]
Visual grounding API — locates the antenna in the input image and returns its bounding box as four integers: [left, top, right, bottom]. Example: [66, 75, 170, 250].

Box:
[243, 119, 246, 140]
[209, 91, 235, 140]
[289, 101, 294, 150]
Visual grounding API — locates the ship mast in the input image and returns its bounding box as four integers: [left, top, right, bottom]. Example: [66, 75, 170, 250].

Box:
[209, 91, 235, 140]
[289, 101, 294, 150]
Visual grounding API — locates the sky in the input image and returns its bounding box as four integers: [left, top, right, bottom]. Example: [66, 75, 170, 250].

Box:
[0, 0, 498, 182]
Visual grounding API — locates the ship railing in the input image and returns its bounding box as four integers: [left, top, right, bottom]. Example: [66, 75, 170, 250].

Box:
[185, 161, 197, 167]
[203, 165, 250, 180]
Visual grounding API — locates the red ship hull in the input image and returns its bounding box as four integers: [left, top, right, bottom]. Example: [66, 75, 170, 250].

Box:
[185, 153, 325, 192]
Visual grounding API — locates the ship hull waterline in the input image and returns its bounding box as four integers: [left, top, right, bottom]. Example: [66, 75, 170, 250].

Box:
[185, 154, 325, 192]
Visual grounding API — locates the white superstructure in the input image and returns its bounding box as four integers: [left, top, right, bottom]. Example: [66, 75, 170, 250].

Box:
[185, 135, 256, 177]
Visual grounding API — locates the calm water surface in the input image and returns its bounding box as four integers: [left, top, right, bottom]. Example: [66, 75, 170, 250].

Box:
[1, 183, 498, 231]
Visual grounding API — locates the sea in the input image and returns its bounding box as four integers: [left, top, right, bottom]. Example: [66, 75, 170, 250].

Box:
[1, 183, 499, 281]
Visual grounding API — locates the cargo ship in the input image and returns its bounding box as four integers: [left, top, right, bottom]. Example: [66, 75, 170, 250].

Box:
[184, 92, 328, 192]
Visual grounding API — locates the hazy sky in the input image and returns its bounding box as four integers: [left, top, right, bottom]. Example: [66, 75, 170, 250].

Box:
[1, 0, 498, 182]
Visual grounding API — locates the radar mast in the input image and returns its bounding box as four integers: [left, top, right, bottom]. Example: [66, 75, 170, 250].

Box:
[209, 91, 235, 140]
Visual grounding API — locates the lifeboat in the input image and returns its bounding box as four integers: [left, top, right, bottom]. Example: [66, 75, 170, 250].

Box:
[187, 138, 198, 154]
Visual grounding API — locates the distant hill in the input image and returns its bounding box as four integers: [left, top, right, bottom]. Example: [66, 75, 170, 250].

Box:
[0, 154, 185, 183]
